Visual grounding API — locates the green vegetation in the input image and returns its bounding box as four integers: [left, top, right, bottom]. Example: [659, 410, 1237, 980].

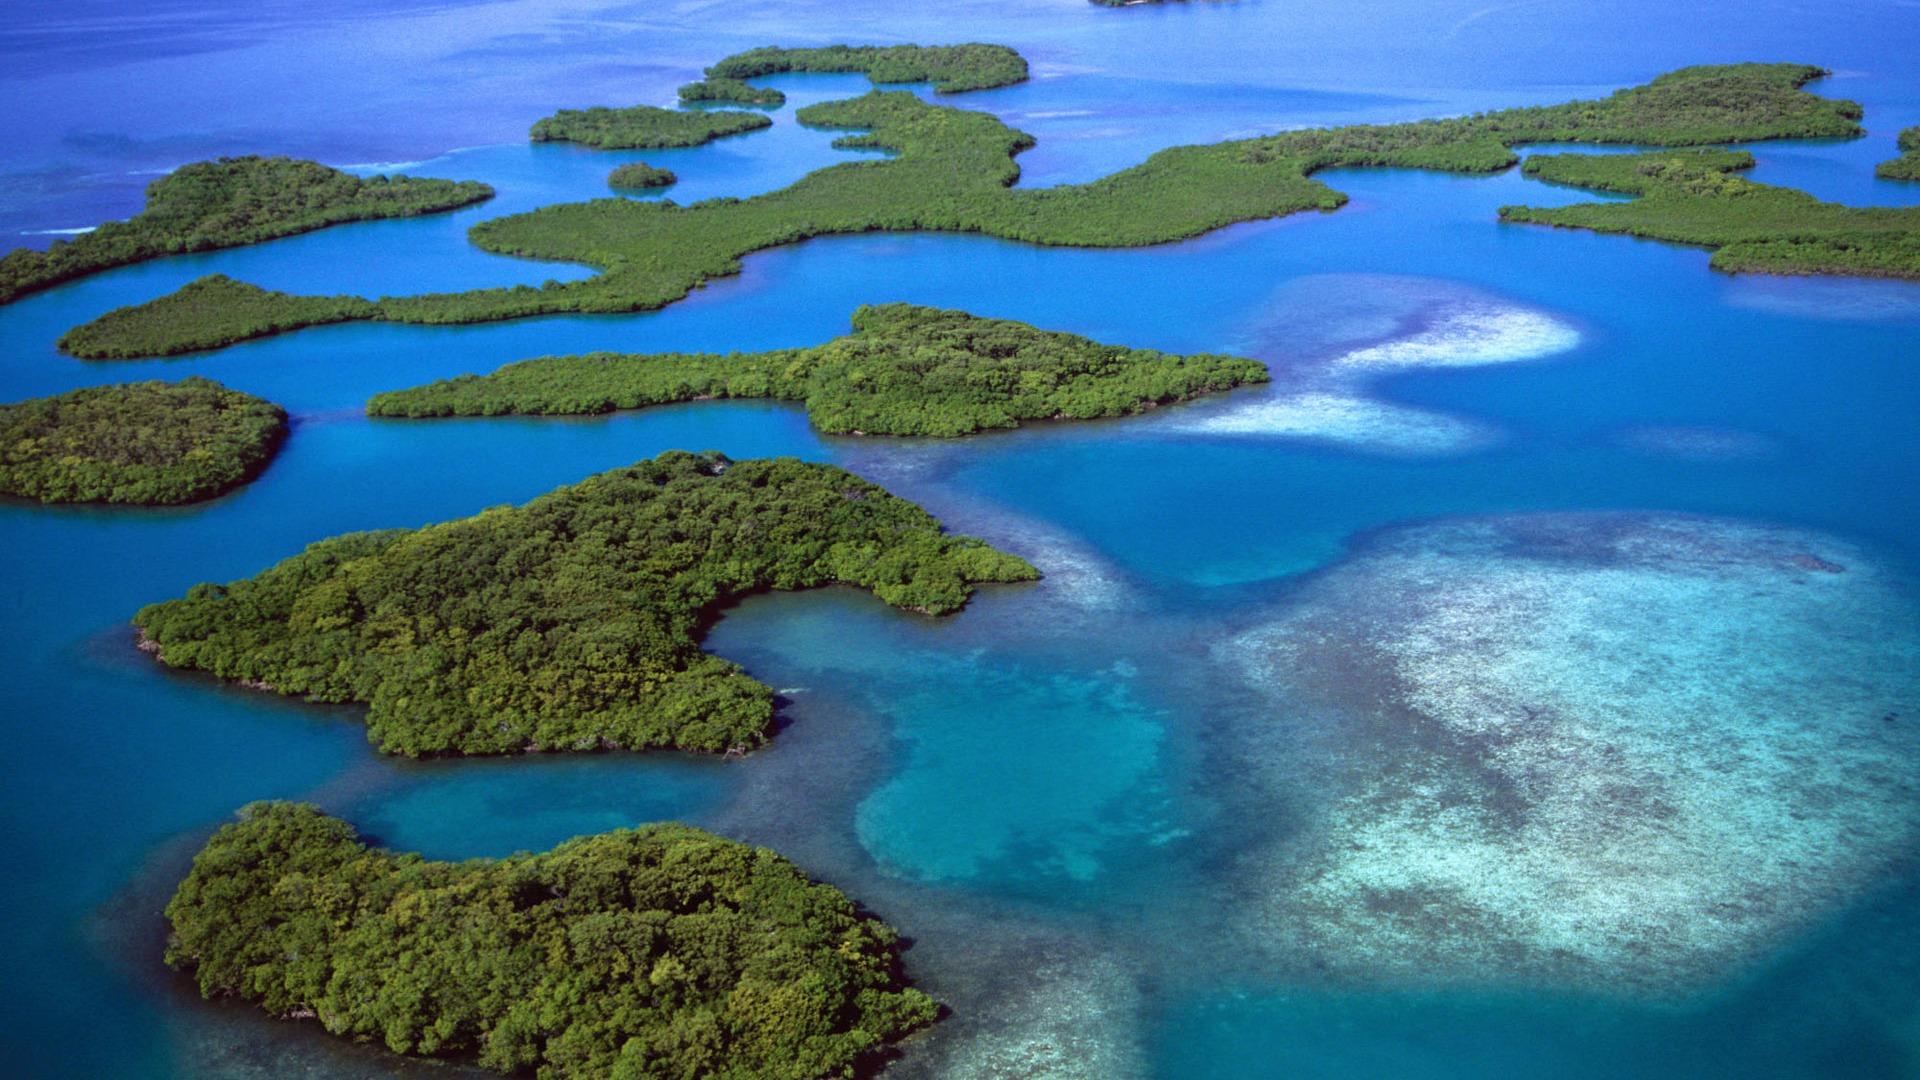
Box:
[68, 63, 1876, 357]
[0, 376, 285, 505]
[135, 450, 1036, 756]
[704, 43, 1028, 94]
[609, 163, 677, 190]
[1500, 149, 1920, 277]
[529, 105, 771, 150]
[1877, 126, 1920, 180]
[0, 156, 490, 306]
[58, 273, 377, 359]
[369, 303, 1268, 436]
[678, 78, 786, 107]
[168, 802, 936, 1079]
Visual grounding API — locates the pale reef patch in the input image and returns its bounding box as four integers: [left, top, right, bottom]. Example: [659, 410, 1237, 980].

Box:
[1218, 511, 1920, 996]
[1181, 275, 1581, 454]
[923, 953, 1148, 1080]
[1612, 424, 1779, 461]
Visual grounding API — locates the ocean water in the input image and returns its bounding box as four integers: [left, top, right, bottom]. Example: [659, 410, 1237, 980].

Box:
[4, 1, 1920, 1077]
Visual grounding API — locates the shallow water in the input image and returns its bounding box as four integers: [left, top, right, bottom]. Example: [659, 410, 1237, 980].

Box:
[4, 2, 1920, 1077]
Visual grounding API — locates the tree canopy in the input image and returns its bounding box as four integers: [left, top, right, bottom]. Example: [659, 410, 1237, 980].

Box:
[167, 802, 938, 1079]
[0, 376, 286, 504]
[0, 156, 490, 305]
[135, 451, 1038, 756]
[369, 303, 1267, 436]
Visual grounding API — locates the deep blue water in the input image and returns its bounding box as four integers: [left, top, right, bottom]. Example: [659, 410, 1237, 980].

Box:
[4, 2, 1920, 1077]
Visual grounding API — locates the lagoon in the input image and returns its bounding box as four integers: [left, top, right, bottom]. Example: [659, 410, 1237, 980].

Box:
[4, 1, 1920, 1077]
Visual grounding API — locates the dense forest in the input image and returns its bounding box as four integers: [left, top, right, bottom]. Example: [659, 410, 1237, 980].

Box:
[1501, 149, 1920, 277]
[1879, 126, 1920, 181]
[168, 802, 937, 1079]
[369, 303, 1268, 435]
[66, 62, 1901, 358]
[0, 376, 286, 504]
[529, 105, 772, 150]
[135, 451, 1037, 756]
[677, 78, 786, 106]
[703, 43, 1028, 94]
[0, 157, 490, 305]
[609, 163, 678, 190]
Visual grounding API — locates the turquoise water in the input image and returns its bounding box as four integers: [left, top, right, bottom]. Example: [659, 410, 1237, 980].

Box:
[5, 1, 1920, 1076]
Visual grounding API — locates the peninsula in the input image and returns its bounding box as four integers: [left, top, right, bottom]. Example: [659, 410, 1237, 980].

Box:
[0, 156, 491, 305]
[528, 105, 771, 150]
[1878, 126, 1920, 180]
[62, 61, 1892, 359]
[134, 451, 1037, 756]
[1501, 149, 1920, 278]
[367, 303, 1268, 436]
[168, 802, 937, 1078]
[0, 376, 286, 504]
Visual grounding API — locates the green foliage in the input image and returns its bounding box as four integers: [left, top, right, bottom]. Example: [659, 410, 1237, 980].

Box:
[135, 451, 1038, 756]
[704, 43, 1028, 94]
[1501, 149, 1920, 277]
[167, 802, 938, 1079]
[369, 303, 1268, 436]
[1877, 126, 1920, 181]
[530, 106, 772, 150]
[609, 163, 678, 190]
[677, 78, 786, 107]
[0, 156, 491, 305]
[65, 63, 1876, 357]
[57, 274, 377, 359]
[0, 376, 286, 505]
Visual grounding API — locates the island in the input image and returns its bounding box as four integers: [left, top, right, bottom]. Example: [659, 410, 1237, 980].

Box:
[528, 105, 772, 150]
[1878, 126, 1920, 180]
[63, 61, 1898, 360]
[0, 376, 286, 504]
[1500, 149, 1920, 278]
[608, 163, 678, 190]
[0, 156, 491, 306]
[702, 43, 1028, 94]
[677, 78, 786, 107]
[367, 303, 1269, 436]
[134, 450, 1038, 756]
[167, 802, 937, 1079]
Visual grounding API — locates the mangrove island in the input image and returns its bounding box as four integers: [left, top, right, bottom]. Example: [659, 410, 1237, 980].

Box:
[367, 303, 1269, 436]
[167, 802, 937, 1079]
[0, 376, 286, 504]
[608, 163, 678, 190]
[701, 43, 1028, 94]
[1878, 126, 1920, 181]
[678, 78, 786, 107]
[1501, 149, 1920, 278]
[61, 60, 1907, 359]
[529, 105, 772, 150]
[134, 450, 1037, 756]
[0, 156, 491, 306]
